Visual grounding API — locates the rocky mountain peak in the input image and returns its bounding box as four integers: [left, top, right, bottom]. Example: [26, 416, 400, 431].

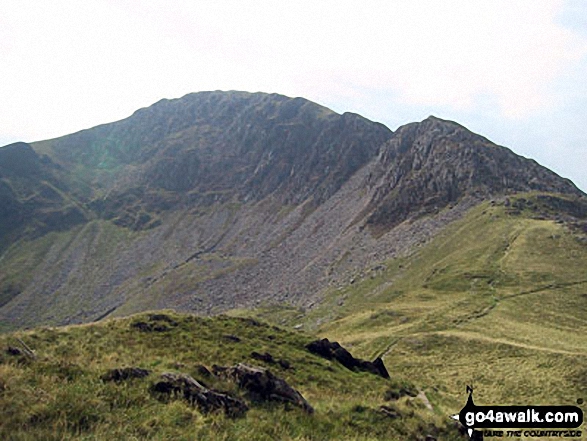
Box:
[366, 116, 583, 229]
[0, 91, 585, 328]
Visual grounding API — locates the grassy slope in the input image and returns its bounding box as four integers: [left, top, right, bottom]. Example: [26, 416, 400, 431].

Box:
[2, 193, 586, 439]
[0, 206, 256, 329]
[302, 194, 587, 422]
[0, 312, 460, 441]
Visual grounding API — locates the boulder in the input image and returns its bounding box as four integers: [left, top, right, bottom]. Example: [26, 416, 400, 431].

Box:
[217, 363, 314, 414]
[101, 367, 151, 382]
[332, 346, 357, 370]
[306, 338, 390, 379]
[370, 357, 390, 379]
[306, 338, 341, 359]
[6, 346, 23, 356]
[251, 351, 275, 363]
[356, 357, 390, 379]
[152, 372, 248, 418]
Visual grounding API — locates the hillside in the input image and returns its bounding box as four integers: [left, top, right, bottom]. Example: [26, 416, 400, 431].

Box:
[1, 91, 587, 439]
[0, 91, 584, 331]
[237, 194, 587, 426]
[0, 312, 463, 440]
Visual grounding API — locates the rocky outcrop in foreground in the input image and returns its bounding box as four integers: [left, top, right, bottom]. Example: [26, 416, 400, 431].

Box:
[306, 338, 390, 379]
[147, 363, 313, 417]
[214, 363, 314, 414]
[152, 371, 249, 417]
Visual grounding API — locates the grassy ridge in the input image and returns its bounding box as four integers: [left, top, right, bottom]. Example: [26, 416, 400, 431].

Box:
[2, 193, 586, 439]
[0, 312, 462, 440]
[242, 194, 587, 438]
[310, 195, 587, 420]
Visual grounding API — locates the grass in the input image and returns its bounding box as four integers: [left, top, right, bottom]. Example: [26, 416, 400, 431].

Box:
[302, 195, 587, 427]
[232, 194, 587, 440]
[0, 312, 462, 440]
[2, 192, 587, 439]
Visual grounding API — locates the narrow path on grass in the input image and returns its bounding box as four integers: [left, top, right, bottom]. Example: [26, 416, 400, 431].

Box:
[436, 330, 587, 357]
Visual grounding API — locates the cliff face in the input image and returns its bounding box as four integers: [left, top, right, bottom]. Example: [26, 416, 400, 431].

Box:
[31, 91, 391, 231]
[0, 91, 584, 328]
[365, 116, 582, 229]
[39, 92, 391, 201]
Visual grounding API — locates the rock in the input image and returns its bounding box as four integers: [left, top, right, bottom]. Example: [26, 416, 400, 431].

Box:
[384, 389, 400, 400]
[251, 351, 275, 363]
[241, 318, 262, 327]
[278, 359, 291, 370]
[379, 405, 400, 419]
[131, 314, 178, 332]
[148, 313, 176, 324]
[306, 338, 341, 359]
[425, 436, 437, 441]
[152, 372, 248, 418]
[195, 364, 212, 378]
[218, 363, 314, 414]
[370, 357, 390, 379]
[223, 334, 241, 343]
[101, 367, 151, 382]
[400, 386, 418, 397]
[384, 384, 419, 403]
[131, 321, 151, 332]
[332, 346, 358, 370]
[306, 338, 390, 379]
[6, 346, 23, 356]
[131, 321, 170, 332]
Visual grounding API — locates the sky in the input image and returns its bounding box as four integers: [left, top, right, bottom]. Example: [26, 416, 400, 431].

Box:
[1, 0, 586, 191]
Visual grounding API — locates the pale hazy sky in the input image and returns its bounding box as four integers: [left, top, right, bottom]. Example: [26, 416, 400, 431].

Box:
[1, 0, 586, 191]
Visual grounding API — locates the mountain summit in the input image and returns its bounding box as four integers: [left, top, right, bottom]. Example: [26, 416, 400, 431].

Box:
[0, 91, 584, 329]
[365, 115, 581, 229]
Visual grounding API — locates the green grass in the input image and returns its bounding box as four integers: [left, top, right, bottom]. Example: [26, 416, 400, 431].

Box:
[220, 195, 587, 437]
[0, 312, 461, 440]
[3, 192, 586, 439]
[302, 195, 587, 427]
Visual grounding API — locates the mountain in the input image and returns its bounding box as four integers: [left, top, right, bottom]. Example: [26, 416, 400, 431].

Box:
[0, 90, 584, 330]
[365, 116, 580, 230]
[1, 90, 587, 439]
[32, 91, 391, 226]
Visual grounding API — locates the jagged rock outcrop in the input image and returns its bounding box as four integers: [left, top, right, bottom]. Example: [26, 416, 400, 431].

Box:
[306, 338, 390, 379]
[152, 372, 248, 417]
[365, 116, 582, 229]
[40, 91, 392, 212]
[213, 363, 314, 414]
